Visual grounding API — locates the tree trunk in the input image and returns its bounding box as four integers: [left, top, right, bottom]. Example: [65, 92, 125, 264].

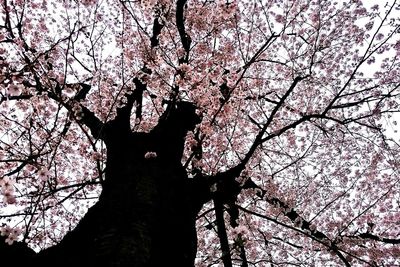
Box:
[38, 126, 206, 267]
[4, 103, 208, 267]
[36, 147, 201, 266]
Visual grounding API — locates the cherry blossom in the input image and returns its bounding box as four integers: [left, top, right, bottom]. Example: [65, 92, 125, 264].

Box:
[144, 151, 157, 159]
[1, 226, 22, 245]
[7, 84, 22, 96]
[37, 168, 50, 182]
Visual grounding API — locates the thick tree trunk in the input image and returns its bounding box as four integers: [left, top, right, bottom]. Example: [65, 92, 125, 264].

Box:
[3, 102, 209, 267]
[35, 149, 201, 266]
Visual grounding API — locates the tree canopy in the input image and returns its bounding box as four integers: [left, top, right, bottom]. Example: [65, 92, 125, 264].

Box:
[0, 0, 400, 266]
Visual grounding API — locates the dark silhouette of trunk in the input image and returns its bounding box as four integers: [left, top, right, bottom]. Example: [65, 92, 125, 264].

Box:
[2, 102, 210, 267]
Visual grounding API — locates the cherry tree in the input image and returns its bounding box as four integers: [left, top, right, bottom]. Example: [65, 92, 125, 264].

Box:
[1, 0, 400, 266]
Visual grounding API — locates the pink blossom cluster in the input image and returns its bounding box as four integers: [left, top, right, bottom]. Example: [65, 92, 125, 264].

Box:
[144, 151, 157, 159]
[7, 83, 23, 96]
[37, 168, 50, 182]
[231, 225, 249, 239]
[0, 225, 22, 245]
[0, 177, 16, 204]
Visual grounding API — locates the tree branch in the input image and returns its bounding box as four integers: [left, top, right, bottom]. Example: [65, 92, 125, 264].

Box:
[176, 0, 191, 63]
[205, 76, 307, 191]
[113, 75, 147, 127]
[150, 12, 164, 48]
[237, 205, 352, 267]
[346, 232, 400, 245]
[214, 197, 233, 267]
